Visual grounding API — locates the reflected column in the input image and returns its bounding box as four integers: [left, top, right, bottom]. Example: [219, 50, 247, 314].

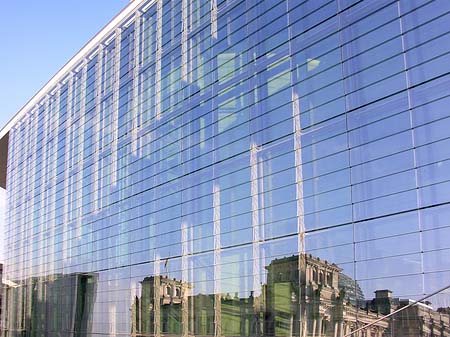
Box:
[312, 318, 317, 337]
[251, 144, 262, 336]
[293, 86, 306, 337]
[131, 10, 141, 156]
[93, 45, 103, 212]
[63, 74, 73, 268]
[154, 0, 162, 120]
[317, 316, 323, 337]
[76, 60, 87, 239]
[181, 222, 189, 337]
[111, 27, 122, 186]
[154, 256, 161, 337]
[213, 183, 222, 337]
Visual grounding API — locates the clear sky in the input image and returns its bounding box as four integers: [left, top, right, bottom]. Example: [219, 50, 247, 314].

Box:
[0, 0, 130, 131]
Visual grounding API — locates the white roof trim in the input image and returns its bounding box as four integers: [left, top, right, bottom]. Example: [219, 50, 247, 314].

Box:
[0, 0, 152, 139]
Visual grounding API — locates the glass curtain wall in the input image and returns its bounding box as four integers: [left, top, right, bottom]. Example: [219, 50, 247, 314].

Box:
[2, 0, 450, 336]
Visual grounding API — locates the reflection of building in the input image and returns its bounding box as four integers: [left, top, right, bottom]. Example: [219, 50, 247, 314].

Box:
[366, 291, 450, 337]
[337, 273, 365, 307]
[267, 255, 450, 337]
[132, 275, 192, 337]
[266, 255, 390, 337]
[3, 0, 450, 336]
[132, 275, 261, 337]
[132, 255, 450, 337]
[2, 273, 97, 337]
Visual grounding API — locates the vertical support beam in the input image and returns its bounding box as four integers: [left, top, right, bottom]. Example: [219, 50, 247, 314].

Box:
[396, 1, 425, 293]
[63, 74, 74, 266]
[181, 221, 189, 337]
[318, 317, 323, 337]
[137, 283, 142, 334]
[111, 28, 122, 185]
[63, 74, 74, 224]
[213, 183, 222, 337]
[250, 144, 260, 293]
[39, 99, 50, 276]
[154, 256, 161, 337]
[293, 91, 306, 337]
[211, 0, 218, 39]
[22, 121, 28, 279]
[93, 46, 104, 212]
[250, 144, 262, 335]
[155, 0, 163, 120]
[181, 0, 189, 82]
[337, 321, 343, 337]
[292, 91, 305, 265]
[130, 280, 141, 337]
[189, 223, 195, 333]
[23, 109, 38, 327]
[109, 303, 117, 336]
[76, 61, 88, 238]
[4, 130, 13, 327]
[132, 12, 142, 156]
[48, 84, 62, 274]
[333, 322, 338, 337]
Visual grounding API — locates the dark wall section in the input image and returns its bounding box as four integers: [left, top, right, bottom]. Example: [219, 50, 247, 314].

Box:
[0, 133, 9, 189]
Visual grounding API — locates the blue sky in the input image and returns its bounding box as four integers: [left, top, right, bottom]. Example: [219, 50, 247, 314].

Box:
[0, 0, 130, 130]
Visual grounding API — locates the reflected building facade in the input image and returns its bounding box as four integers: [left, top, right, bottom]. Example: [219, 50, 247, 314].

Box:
[131, 255, 450, 337]
[2, 272, 97, 337]
[2, 0, 450, 336]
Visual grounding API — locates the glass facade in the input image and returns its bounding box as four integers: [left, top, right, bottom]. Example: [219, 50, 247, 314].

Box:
[2, 0, 450, 336]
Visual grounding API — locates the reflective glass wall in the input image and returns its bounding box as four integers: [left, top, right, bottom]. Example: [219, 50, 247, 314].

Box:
[2, 0, 450, 336]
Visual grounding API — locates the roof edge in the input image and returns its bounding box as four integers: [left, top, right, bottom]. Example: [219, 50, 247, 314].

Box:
[0, 0, 149, 139]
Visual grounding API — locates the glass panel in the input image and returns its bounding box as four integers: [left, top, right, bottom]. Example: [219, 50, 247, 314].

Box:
[4, 1, 450, 337]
